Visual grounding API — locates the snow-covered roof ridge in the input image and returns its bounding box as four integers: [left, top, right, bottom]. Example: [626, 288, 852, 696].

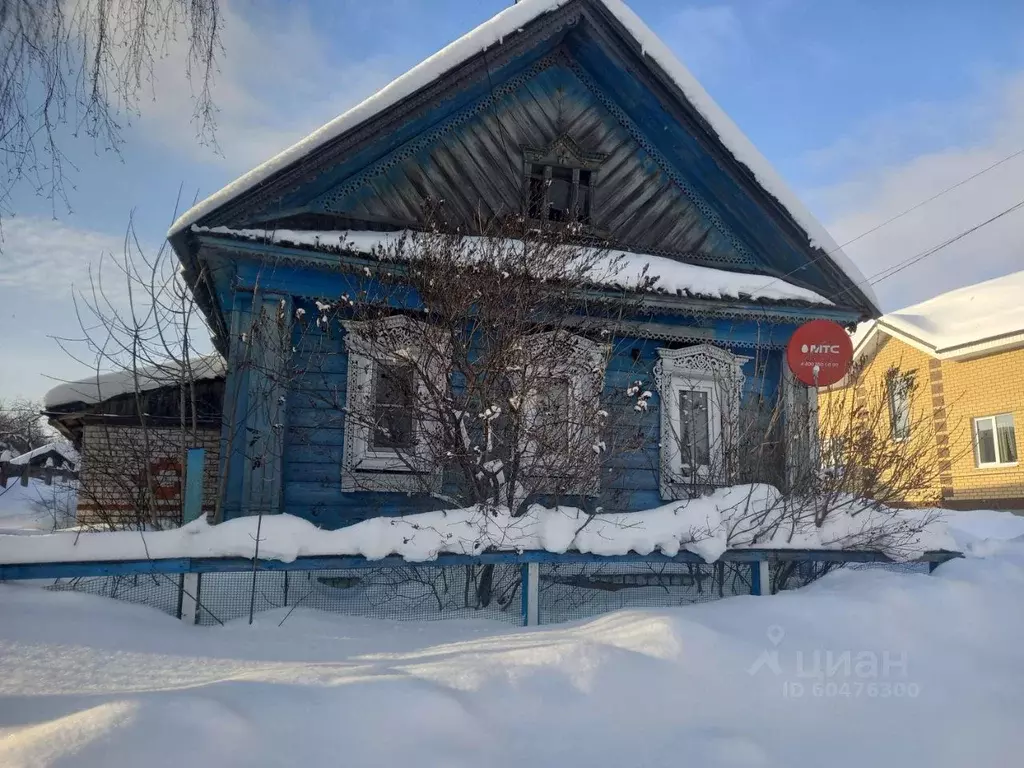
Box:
[855, 270, 1024, 361]
[196, 226, 833, 305]
[167, 0, 876, 311]
[44, 354, 226, 409]
[7, 441, 79, 468]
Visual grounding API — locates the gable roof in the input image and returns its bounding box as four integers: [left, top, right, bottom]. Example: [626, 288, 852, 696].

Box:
[168, 0, 878, 315]
[7, 441, 79, 470]
[43, 355, 226, 410]
[853, 270, 1024, 362]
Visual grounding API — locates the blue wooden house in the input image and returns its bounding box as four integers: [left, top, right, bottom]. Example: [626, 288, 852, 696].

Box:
[168, 0, 879, 528]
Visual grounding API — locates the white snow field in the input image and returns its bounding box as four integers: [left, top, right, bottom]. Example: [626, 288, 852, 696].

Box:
[1, 512, 1023, 767]
[0, 478, 76, 534]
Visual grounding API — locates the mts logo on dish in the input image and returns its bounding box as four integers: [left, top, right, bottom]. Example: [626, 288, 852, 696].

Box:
[800, 343, 841, 355]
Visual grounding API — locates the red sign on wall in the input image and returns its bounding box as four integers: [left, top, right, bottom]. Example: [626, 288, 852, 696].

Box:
[786, 319, 853, 387]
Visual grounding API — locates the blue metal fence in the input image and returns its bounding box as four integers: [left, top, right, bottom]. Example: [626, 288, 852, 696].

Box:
[0, 549, 960, 627]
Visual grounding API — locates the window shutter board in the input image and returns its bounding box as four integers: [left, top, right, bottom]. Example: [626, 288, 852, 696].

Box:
[782, 364, 817, 492]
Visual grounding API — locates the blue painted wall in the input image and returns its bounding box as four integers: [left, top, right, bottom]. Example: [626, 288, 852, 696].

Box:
[214, 285, 799, 528]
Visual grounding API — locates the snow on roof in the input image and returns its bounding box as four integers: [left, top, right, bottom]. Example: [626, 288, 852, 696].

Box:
[44, 355, 226, 409]
[196, 226, 833, 305]
[7, 441, 79, 468]
[858, 270, 1024, 360]
[167, 0, 875, 310]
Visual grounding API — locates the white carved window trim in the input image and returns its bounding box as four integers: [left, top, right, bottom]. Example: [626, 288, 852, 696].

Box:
[341, 316, 442, 493]
[654, 344, 746, 500]
[519, 332, 608, 495]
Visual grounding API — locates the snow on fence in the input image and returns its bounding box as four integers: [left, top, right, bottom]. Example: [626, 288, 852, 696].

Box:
[0, 550, 958, 627]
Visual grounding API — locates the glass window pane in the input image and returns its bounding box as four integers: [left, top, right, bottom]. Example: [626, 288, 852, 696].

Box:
[578, 169, 591, 187]
[373, 364, 414, 450]
[976, 419, 997, 464]
[551, 166, 573, 182]
[887, 376, 911, 440]
[548, 176, 571, 222]
[996, 414, 1017, 463]
[679, 390, 710, 470]
[535, 379, 570, 455]
[576, 185, 591, 225]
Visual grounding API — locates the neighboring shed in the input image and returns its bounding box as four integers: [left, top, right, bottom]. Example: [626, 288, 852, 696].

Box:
[6, 441, 79, 471]
[43, 356, 226, 527]
[0, 441, 79, 490]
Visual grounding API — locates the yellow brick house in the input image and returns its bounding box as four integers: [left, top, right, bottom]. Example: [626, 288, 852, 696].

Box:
[819, 270, 1024, 510]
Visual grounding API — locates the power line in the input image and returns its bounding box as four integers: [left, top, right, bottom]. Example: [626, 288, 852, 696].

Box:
[746, 146, 1024, 301]
[835, 147, 1024, 253]
[824, 196, 1024, 307]
[867, 197, 1024, 287]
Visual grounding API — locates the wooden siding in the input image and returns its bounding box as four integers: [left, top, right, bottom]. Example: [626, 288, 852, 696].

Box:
[310, 63, 749, 269]
[239, 315, 788, 529]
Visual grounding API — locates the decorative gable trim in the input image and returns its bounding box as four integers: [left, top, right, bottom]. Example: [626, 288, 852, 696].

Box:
[523, 135, 608, 169]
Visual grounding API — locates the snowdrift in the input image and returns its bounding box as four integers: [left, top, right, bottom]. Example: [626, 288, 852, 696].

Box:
[0, 485, 956, 565]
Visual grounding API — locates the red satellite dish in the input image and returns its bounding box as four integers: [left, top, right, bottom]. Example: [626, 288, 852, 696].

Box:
[786, 319, 853, 387]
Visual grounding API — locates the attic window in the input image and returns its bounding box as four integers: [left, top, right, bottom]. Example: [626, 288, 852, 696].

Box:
[527, 164, 592, 224]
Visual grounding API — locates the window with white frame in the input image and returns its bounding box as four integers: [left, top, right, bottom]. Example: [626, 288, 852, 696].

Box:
[886, 370, 912, 441]
[973, 413, 1017, 467]
[654, 344, 746, 500]
[341, 316, 442, 492]
[819, 436, 846, 477]
[517, 332, 607, 493]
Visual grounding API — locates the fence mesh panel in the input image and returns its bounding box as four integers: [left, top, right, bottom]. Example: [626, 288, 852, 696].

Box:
[771, 560, 931, 593]
[195, 564, 523, 625]
[46, 573, 183, 618]
[27, 556, 941, 624]
[537, 561, 754, 624]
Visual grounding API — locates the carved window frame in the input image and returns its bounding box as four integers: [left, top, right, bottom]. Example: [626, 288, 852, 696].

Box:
[654, 344, 747, 500]
[341, 316, 443, 493]
[510, 332, 608, 496]
[522, 137, 607, 227]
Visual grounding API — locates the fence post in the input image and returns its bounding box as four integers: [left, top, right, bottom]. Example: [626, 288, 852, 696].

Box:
[752, 558, 771, 596]
[521, 562, 539, 626]
[183, 448, 206, 525]
[181, 572, 201, 625]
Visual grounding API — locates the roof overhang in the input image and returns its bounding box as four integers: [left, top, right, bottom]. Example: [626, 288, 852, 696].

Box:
[853, 320, 1024, 364]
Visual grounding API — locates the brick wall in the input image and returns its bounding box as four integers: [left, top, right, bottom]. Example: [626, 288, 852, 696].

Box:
[818, 333, 941, 506]
[77, 424, 221, 527]
[939, 346, 1024, 506]
[820, 333, 1024, 508]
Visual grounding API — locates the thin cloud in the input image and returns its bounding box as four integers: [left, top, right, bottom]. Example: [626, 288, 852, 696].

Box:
[0, 217, 127, 297]
[670, 5, 746, 78]
[132, 1, 399, 174]
[806, 72, 1024, 312]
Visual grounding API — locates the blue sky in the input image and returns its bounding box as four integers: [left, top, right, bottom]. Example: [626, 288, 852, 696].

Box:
[3, 0, 1024, 400]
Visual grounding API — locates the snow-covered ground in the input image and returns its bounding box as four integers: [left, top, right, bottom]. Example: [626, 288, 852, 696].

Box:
[0, 478, 76, 534]
[1, 510, 1022, 766]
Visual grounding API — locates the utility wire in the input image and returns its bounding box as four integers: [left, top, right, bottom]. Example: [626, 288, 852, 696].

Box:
[824, 196, 1024, 307]
[866, 198, 1024, 287]
[746, 146, 1024, 300]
